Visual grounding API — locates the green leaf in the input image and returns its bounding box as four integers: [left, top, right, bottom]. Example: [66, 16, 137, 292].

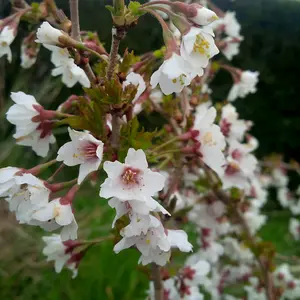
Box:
[128, 1, 145, 16]
[105, 5, 115, 14]
[118, 50, 139, 73]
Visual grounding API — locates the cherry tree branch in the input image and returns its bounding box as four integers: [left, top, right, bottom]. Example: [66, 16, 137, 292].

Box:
[69, 0, 81, 41]
[106, 27, 126, 150]
[151, 263, 164, 300]
[68, 0, 96, 84]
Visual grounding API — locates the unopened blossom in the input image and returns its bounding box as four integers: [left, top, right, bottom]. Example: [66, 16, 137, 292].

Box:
[6, 92, 56, 157]
[42, 234, 78, 278]
[228, 71, 259, 102]
[32, 198, 78, 241]
[0, 26, 16, 62]
[181, 26, 219, 71]
[289, 218, 300, 241]
[57, 128, 104, 184]
[122, 72, 146, 102]
[100, 148, 165, 201]
[52, 59, 91, 88]
[187, 5, 218, 26]
[150, 53, 193, 95]
[193, 105, 226, 177]
[220, 103, 250, 141]
[36, 22, 63, 46]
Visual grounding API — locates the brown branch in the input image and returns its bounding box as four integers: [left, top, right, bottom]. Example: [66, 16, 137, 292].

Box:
[151, 263, 164, 300]
[69, 0, 81, 41]
[106, 27, 125, 81]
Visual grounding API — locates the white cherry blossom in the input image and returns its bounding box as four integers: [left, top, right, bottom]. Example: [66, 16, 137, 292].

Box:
[100, 148, 165, 201]
[114, 216, 170, 254]
[183, 258, 211, 286]
[181, 26, 219, 71]
[36, 22, 63, 46]
[0, 26, 16, 62]
[6, 92, 40, 139]
[42, 234, 78, 278]
[222, 140, 258, 190]
[20, 44, 38, 69]
[16, 128, 56, 157]
[222, 37, 243, 61]
[0, 166, 20, 198]
[32, 198, 78, 241]
[52, 59, 91, 88]
[289, 218, 300, 241]
[223, 12, 242, 38]
[108, 197, 169, 228]
[150, 53, 193, 95]
[123, 72, 146, 102]
[8, 173, 50, 223]
[222, 237, 253, 263]
[57, 128, 104, 184]
[6, 92, 56, 157]
[193, 105, 226, 177]
[228, 71, 259, 102]
[220, 103, 250, 141]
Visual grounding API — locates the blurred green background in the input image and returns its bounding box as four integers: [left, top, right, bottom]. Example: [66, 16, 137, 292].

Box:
[1, 0, 300, 299]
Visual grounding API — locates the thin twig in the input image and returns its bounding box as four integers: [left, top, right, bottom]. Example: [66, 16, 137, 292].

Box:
[106, 27, 125, 81]
[106, 26, 126, 150]
[69, 0, 97, 85]
[151, 263, 164, 300]
[69, 0, 81, 41]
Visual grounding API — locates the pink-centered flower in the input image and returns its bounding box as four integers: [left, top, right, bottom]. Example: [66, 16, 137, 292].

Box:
[6, 92, 55, 157]
[100, 148, 165, 201]
[57, 128, 104, 184]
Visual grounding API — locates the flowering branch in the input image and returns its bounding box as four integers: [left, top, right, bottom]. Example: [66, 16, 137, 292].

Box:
[201, 162, 276, 300]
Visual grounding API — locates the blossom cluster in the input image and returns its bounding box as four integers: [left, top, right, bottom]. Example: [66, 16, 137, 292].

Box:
[100, 148, 192, 266]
